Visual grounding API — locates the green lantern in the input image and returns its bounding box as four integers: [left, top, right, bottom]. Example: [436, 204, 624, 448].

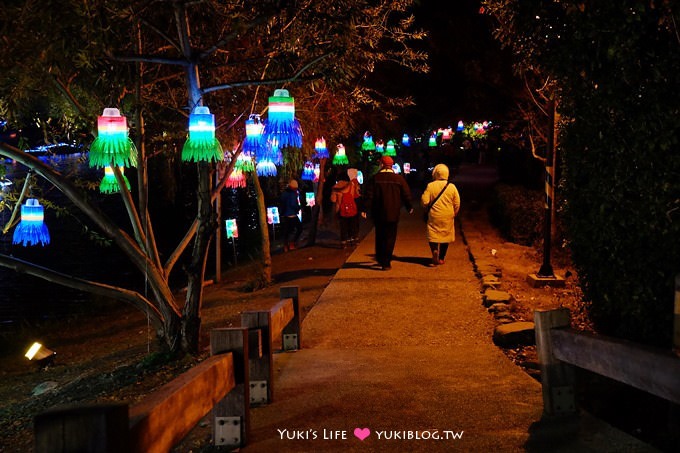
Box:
[182, 106, 224, 162]
[89, 108, 137, 168]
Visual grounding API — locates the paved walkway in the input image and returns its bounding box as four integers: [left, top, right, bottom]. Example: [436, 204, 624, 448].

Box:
[243, 165, 657, 452]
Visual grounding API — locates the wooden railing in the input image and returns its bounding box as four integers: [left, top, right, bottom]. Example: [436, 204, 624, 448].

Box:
[33, 286, 300, 452]
[535, 307, 680, 417]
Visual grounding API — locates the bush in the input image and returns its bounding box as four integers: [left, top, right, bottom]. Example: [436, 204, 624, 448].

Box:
[488, 183, 544, 246]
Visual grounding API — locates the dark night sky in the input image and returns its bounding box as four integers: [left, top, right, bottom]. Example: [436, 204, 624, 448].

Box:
[371, 0, 522, 136]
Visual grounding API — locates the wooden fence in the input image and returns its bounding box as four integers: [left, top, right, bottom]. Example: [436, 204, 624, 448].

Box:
[535, 307, 680, 417]
[34, 286, 300, 452]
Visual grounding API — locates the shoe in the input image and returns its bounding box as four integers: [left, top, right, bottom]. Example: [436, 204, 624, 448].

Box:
[432, 249, 439, 266]
[382, 265, 391, 271]
[438, 259, 445, 265]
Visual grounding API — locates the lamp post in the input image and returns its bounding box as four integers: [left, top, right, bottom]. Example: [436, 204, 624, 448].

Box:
[528, 98, 565, 287]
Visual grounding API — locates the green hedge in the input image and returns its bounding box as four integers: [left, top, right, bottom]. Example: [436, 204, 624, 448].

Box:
[488, 183, 544, 246]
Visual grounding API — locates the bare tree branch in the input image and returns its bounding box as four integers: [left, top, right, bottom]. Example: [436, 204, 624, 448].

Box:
[201, 54, 331, 95]
[0, 254, 163, 329]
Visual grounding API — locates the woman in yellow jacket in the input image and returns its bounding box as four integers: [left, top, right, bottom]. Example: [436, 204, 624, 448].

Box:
[421, 164, 461, 266]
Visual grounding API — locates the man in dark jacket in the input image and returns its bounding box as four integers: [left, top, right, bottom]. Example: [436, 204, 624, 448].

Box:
[280, 179, 303, 251]
[362, 156, 413, 270]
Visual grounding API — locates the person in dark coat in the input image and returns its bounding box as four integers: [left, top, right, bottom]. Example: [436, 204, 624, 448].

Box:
[362, 156, 413, 270]
[280, 179, 303, 251]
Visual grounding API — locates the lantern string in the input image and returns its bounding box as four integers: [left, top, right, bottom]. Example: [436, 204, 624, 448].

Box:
[2, 171, 32, 235]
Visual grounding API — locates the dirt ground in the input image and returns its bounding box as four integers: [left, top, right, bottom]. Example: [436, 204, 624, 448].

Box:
[0, 209, 590, 452]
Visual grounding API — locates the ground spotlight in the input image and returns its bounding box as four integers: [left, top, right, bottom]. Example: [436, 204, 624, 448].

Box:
[25, 342, 56, 369]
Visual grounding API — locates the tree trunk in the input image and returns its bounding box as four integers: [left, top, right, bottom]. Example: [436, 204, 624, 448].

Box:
[253, 172, 272, 286]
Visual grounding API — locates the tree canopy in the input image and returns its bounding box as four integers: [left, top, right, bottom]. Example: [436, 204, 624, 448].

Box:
[0, 0, 429, 354]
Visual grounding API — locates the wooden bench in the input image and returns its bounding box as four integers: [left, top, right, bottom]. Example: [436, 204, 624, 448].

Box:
[34, 328, 250, 452]
[241, 286, 301, 406]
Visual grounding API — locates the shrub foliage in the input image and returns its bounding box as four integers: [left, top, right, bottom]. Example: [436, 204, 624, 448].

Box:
[484, 1, 680, 345]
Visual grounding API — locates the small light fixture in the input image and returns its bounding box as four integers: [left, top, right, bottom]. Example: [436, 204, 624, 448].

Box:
[25, 342, 56, 368]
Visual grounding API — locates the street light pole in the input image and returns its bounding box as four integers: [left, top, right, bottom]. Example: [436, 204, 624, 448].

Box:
[528, 97, 565, 287]
[537, 98, 556, 278]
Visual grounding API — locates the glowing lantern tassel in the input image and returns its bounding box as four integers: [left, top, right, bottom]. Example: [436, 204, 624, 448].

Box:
[384, 140, 397, 157]
[225, 169, 246, 189]
[89, 108, 137, 168]
[12, 198, 50, 246]
[314, 137, 329, 159]
[99, 166, 130, 194]
[256, 159, 278, 177]
[234, 153, 255, 173]
[301, 161, 315, 181]
[264, 89, 303, 148]
[361, 131, 376, 151]
[182, 106, 224, 162]
[375, 139, 384, 153]
[333, 144, 349, 165]
[243, 115, 266, 156]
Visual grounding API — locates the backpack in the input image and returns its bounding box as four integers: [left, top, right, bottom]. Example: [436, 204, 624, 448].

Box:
[339, 190, 357, 217]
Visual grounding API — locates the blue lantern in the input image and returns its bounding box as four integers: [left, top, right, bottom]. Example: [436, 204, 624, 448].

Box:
[13, 198, 50, 246]
[264, 89, 303, 148]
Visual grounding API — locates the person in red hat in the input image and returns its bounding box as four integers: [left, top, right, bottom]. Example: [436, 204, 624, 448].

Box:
[362, 155, 413, 270]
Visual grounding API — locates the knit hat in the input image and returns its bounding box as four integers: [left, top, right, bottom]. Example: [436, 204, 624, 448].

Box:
[288, 179, 298, 189]
[379, 156, 394, 167]
[347, 168, 358, 181]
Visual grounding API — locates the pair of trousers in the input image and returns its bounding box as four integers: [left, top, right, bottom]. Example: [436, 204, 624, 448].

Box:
[338, 214, 360, 242]
[374, 220, 398, 266]
[281, 216, 302, 244]
[429, 242, 449, 260]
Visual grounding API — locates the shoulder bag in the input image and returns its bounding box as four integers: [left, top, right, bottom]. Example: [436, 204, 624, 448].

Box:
[423, 182, 450, 223]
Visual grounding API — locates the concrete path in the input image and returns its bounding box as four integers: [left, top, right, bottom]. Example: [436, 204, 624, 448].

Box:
[243, 165, 657, 452]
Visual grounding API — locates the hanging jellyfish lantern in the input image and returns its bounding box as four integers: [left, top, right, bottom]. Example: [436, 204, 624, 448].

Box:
[264, 89, 303, 149]
[314, 137, 329, 159]
[89, 108, 137, 168]
[361, 131, 376, 151]
[182, 106, 224, 162]
[234, 152, 255, 174]
[225, 168, 246, 189]
[12, 198, 50, 246]
[256, 158, 277, 177]
[243, 114, 266, 156]
[392, 163, 401, 174]
[332, 144, 349, 165]
[384, 140, 397, 157]
[99, 166, 130, 194]
[441, 126, 453, 142]
[428, 132, 438, 147]
[457, 120, 465, 132]
[301, 161, 315, 181]
[375, 139, 384, 153]
[402, 133, 410, 147]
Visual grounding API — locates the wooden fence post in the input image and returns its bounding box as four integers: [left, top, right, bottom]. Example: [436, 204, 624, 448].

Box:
[534, 308, 576, 416]
[34, 404, 129, 453]
[210, 327, 249, 449]
[281, 285, 301, 350]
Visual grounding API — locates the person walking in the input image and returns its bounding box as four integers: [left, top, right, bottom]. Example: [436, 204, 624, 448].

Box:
[330, 170, 361, 248]
[362, 156, 413, 270]
[421, 163, 461, 266]
[280, 179, 303, 251]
